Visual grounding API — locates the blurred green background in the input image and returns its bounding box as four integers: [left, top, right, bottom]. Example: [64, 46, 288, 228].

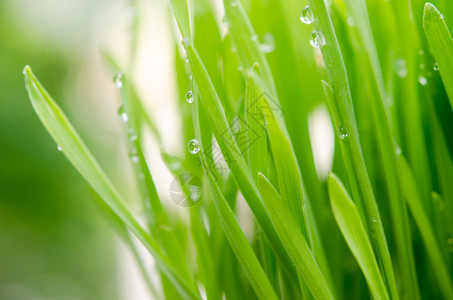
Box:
[0, 1, 129, 299]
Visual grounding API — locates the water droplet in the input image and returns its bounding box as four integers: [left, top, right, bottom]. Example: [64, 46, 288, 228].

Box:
[337, 126, 348, 139]
[251, 34, 258, 42]
[182, 37, 190, 48]
[395, 58, 407, 78]
[113, 72, 123, 89]
[418, 76, 427, 86]
[300, 6, 313, 24]
[419, 63, 425, 70]
[139, 172, 145, 180]
[259, 33, 276, 53]
[127, 128, 137, 141]
[372, 217, 377, 223]
[188, 139, 200, 154]
[310, 30, 325, 48]
[347, 17, 355, 26]
[184, 58, 191, 75]
[327, 61, 334, 68]
[130, 148, 139, 163]
[418, 50, 424, 56]
[222, 16, 231, 27]
[118, 106, 128, 123]
[185, 90, 194, 103]
[434, 62, 439, 71]
[395, 144, 402, 156]
[57, 145, 62, 152]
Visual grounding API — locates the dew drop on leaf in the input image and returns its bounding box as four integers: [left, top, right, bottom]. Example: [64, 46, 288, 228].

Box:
[300, 6, 313, 24]
[185, 90, 194, 103]
[188, 139, 200, 154]
[310, 30, 325, 48]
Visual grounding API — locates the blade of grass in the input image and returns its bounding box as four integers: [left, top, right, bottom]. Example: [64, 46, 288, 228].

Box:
[193, 98, 278, 300]
[223, 0, 276, 97]
[399, 154, 453, 299]
[257, 173, 334, 300]
[424, 2, 453, 109]
[341, 1, 421, 296]
[23, 66, 200, 300]
[245, 64, 268, 179]
[307, 0, 399, 296]
[320, 78, 398, 298]
[184, 44, 296, 277]
[328, 173, 389, 300]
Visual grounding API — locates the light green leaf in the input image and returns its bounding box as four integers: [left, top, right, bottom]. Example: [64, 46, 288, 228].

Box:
[168, 0, 191, 42]
[257, 173, 334, 300]
[424, 2, 453, 109]
[193, 99, 278, 300]
[23, 66, 200, 300]
[328, 173, 389, 300]
[184, 44, 295, 276]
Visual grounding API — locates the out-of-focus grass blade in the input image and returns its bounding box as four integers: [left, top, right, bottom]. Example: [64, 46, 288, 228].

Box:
[23, 66, 201, 300]
[399, 155, 453, 300]
[223, 0, 276, 97]
[424, 2, 453, 109]
[168, 0, 191, 42]
[328, 173, 389, 300]
[309, 0, 398, 295]
[257, 173, 334, 300]
[245, 64, 267, 179]
[193, 100, 278, 300]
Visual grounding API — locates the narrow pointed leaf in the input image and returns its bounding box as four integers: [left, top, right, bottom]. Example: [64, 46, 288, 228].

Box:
[424, 2, 453, 109]
[328, 173, 389, 300]
[257, 173, 334, 300]
[23, 66, 200, 300]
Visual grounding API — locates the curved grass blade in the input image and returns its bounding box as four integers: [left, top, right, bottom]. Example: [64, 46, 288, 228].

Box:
[245, 64, 268, 179]
[309, 0, 399, 295]
[193, 99, 278, 300]
[328, 173, 389, 300]
[168, 0, 191, 42]
[257, 173, 334, 300]
[399, 155, 453, 300]
[424, 2, 453, 109]
[23, 66, 201, 300]
[340, 1, 422, 297]
[223, 0, 277, 97]
[184, 44, 296, 277]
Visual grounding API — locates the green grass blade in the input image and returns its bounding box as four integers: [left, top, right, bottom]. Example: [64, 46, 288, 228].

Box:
[245, 64, 268, 179]
[328, 173, 389, 300]
[340, 1, 421, 296]
[223, 0, 276, 97]
[168, 0, 191, 42]
[424, 2, 453, 109]
[257, 173, 334, 300]
[185, 44, 296, 276]
[23, 66, 201, 300]
[399, 155, 453, 300]
[193, 99, 278, 300]
[309, 0, 399, 295]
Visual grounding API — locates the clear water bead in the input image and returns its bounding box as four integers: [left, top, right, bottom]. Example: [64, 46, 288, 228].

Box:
[372, 217, 377, 223]
[418, 76, 427, 86]
[434, 62, 439, 71]
[118, 106, 128, 123]
[57, 145, 62, 152]
[300, 6, 314, 24]
[260, 33, 276, 53]
[337, 126, 348, 139]
[310, 30, 325, 48]
[113, 72, 123, 89]
[251, 34, 258, 42]
[185, 90, 194, 103]
[188, 139, 200, 154]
